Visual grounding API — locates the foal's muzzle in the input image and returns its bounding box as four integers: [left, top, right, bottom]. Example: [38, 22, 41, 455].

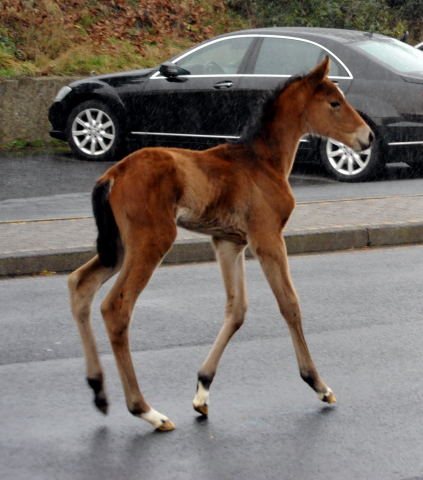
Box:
[353, 126, 374, 152]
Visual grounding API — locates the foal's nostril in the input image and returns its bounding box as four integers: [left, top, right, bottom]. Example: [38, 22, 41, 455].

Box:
[369, 131, 374, 145]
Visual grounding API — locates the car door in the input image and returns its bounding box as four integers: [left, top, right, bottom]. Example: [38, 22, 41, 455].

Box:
[128, 35, 257, 148]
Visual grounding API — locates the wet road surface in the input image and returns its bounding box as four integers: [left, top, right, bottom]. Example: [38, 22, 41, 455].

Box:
[2, 146, 423, 221]
[1, 246, 423, 479]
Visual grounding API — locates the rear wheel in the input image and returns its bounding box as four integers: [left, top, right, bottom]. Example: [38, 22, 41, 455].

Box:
[66, 100, 123, 162]
[320, 137, 382, 182]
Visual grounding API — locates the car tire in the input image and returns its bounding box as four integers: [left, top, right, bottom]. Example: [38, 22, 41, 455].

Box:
[319, 137, 382, 182]
[66, 100, 123, 162]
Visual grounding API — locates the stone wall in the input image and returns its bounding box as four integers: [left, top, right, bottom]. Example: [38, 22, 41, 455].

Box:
[0, 77, 82, 144]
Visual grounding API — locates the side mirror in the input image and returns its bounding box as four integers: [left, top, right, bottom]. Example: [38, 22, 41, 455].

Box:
[159, 62, 190, 78]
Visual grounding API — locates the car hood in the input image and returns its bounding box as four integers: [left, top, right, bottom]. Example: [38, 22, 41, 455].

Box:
[68, 67, 157, 88]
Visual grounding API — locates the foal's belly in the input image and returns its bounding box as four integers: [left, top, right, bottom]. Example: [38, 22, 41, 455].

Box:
[176, 208, 248, 245]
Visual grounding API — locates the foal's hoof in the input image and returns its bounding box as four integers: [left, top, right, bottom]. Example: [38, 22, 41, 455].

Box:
[193, 404, 208, 416]
[318, 388, 337, 404]
[87, 378, 108, 414]
[157, 418, 176, 431]
[95, 398, 109, 415]
[193, 380, 209, 416]
[141, 408, 175, 431]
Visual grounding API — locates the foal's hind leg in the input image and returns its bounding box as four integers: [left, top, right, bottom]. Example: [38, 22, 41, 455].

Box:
[68, 253, 122, 413]
[193, 238, 248, 415]
[100, 228, 177, 431]
[249, 232, 336, 404]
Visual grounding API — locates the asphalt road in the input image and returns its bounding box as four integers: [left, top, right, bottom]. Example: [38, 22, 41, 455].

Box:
[2, 147, 423, 221]
[1, 245, 423, 479]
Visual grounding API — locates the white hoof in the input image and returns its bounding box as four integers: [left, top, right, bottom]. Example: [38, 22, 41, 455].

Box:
[317, 388, 336, 404]
[141, 408, 175, 431]
[193, 381, 209, 415]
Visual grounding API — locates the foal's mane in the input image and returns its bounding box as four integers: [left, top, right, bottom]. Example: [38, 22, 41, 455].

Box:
[230, 74, 305, 145]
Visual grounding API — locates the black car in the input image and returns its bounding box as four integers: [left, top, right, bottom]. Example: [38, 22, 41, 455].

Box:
[49, 27, 423, 181]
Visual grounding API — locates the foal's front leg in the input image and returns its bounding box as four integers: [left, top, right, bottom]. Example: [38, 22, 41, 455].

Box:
[193, 238, 248, 415]
[250, 233, 336, 404]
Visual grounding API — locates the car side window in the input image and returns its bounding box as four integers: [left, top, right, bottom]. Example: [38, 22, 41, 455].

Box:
[175, 37, 254, 75]
[253, 37, 349, 77]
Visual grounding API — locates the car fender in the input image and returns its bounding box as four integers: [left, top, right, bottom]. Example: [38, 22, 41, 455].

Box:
[59, 80, 129, 130]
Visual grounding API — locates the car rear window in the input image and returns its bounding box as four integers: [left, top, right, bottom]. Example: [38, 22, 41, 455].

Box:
[253, 37, 349, 77]
[354, 39, 423, 73]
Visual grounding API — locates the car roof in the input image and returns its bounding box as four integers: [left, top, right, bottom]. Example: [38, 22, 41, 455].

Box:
[220, 27, 390, 45]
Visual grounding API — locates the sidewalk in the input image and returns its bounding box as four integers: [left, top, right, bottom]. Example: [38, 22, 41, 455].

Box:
[1, 194, 423, 276]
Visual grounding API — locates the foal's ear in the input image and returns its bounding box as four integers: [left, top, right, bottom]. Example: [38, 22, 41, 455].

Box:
[307, 56, 330, 90]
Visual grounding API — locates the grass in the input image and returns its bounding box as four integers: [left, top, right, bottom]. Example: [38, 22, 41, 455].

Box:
[1, 0, 421, 78]
[0, 0, 250, 77]
[0, 139, 69, 151]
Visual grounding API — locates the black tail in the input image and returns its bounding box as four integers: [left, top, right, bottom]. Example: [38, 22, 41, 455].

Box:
[92, 179, 119, 268]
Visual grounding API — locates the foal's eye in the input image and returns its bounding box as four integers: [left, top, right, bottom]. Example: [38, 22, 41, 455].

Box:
[330, 101, 341, 108]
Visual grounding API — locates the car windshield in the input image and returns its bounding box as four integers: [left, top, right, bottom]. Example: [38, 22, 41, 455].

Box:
[354, 38, 423, 73]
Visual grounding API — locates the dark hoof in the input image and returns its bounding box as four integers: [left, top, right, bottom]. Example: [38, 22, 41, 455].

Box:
[94, 396, 109, 415]
[87, 377, 108, 414]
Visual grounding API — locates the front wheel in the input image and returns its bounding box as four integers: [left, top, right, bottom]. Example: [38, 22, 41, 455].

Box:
[320, 137, 382, 182]
[66, 100, 123, 162]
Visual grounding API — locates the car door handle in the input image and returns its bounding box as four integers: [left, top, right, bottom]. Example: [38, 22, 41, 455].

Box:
[213, 81, 233, 89]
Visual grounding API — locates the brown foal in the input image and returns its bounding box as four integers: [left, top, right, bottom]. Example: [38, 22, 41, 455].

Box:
[68, 57, 373, 431]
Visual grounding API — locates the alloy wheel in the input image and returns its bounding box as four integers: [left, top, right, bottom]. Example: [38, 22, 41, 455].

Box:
[325, 138, 372, 177]
[71, 108, 116, 156]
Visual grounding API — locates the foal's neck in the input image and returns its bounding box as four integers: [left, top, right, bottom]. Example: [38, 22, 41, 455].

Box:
[251, 119, 305, 177]
[251, 87, 307, 177]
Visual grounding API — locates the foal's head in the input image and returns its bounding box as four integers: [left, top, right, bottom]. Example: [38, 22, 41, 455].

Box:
[288, 57, 373, 152]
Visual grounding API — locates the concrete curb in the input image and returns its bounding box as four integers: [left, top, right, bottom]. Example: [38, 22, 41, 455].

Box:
[2, 223, 423, 276]
[367, 223, 423, 247]
[0, 247, 96, 277]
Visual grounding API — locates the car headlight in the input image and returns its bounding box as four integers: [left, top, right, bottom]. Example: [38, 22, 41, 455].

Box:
[54, 86, 72, 102]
